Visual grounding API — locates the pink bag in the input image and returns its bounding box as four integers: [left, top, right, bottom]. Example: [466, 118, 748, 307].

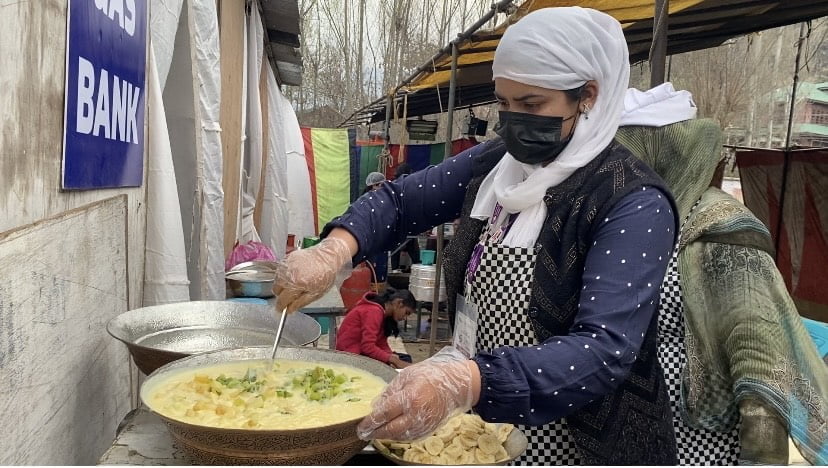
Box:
[225, 241, 278, 271]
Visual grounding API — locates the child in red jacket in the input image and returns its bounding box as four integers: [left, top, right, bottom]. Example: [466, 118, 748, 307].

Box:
[336, 288, 416, 368]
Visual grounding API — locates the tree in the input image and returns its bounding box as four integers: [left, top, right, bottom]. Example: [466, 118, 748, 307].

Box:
[286, 0, 494, 127]
[667, 21, 827, 149]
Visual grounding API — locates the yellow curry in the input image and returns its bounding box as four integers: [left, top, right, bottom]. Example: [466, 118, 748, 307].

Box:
[145, 359, 386, 430]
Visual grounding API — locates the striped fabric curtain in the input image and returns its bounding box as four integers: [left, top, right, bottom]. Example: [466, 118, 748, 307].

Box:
[300, 127, 359, 233]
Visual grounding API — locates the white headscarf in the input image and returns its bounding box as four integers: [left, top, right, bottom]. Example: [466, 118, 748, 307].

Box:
[470, 7, 631, 248]
[620, 82, 697, 127]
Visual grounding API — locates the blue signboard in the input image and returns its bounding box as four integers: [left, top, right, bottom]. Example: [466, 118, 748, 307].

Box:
[62, 0, 147, 189]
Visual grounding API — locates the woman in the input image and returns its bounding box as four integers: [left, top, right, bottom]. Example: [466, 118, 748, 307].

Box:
[275, 7, 679, 464]
[616, 116, 828, 465]
[363, 171, 386, 194]
[336, 288, 416, 369]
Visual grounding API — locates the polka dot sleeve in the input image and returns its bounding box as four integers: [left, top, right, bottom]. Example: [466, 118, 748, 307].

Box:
[322, 141, 497, 265]
[472, 187, 677, 426]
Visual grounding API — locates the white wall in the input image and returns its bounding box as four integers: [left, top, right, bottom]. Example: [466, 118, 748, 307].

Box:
[0, 1, 146, 464]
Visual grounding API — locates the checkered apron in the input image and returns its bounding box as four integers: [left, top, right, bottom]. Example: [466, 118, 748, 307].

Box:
[658, 205, 740, 465]
[468, 241, 581, 465]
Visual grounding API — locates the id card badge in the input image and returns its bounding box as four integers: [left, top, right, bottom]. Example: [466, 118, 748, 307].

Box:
[453, 294, 479, 358]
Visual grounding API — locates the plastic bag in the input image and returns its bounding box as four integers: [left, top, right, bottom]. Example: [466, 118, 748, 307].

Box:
[225, 240, 278, 272]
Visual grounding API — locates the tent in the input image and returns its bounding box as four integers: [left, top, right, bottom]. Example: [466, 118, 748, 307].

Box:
[301, 127, 359, 233]
[359, 138, 479, 182]
[341, 0, 828, 126]
[737, 148, 828, 323]
[299, 132, 480, 234]
[338, 0, 828, 353]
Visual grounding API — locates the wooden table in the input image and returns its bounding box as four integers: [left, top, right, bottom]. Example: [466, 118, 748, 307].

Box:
[98, 407, 809, 465]
[97, 409, 389, 465]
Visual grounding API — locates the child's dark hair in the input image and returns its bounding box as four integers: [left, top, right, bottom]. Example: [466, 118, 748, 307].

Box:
[372, 287, 416, 309]
[368, 288, 416, 337]
[394, 163, 413, 179]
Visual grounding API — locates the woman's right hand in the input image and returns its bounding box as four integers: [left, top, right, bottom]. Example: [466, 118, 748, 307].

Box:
[274, 234, 355, 313]
[357, 347, 477, 441]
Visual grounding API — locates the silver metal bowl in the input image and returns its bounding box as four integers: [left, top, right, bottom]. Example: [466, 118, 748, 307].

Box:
[225, 271, 276, 298]
[140, 346, 399, 465]
[228, 261, 279, 273]
[107, 301, 321, 374]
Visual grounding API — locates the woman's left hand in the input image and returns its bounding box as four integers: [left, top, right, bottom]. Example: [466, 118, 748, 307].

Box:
[387, 355, 411, 369]
[357, 347, 479, 441]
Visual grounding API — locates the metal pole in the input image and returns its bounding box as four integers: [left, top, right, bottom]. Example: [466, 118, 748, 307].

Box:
[429, 41, 458, 356]
[774, 22, 808, 260]
[649, 0, 669, 87]
[443, 44, 459, 165]
[383, 95, 392, 150]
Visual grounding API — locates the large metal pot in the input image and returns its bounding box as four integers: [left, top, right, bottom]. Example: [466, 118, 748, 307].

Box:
[141, 346, 398, 465]
[107, 301, 321, 374]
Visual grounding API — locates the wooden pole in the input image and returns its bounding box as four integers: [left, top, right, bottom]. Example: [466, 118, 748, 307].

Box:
[649, 0, 669, 87]
[429, 41, 458, 356]
[219, 0, 246, 256]
[775, 22, 808, 260]
[383, 95, 392, 150]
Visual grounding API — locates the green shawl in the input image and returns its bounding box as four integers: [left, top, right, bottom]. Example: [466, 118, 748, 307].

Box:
[617, 120, 828, 465]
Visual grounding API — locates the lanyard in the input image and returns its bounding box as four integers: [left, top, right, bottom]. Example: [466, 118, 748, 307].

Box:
[465, 204, 517, 290]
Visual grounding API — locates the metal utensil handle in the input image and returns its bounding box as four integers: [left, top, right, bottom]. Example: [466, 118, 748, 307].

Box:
[270, 308, 289, 360]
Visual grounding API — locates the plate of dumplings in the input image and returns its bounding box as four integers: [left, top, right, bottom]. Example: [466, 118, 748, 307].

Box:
[372, 413, 528, 465]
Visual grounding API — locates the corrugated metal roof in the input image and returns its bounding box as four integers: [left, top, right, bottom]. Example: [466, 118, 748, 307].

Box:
[773, 82, 828, 105]
[804, 82, 828, 105]
[797, 123, 828, 137]
[259, 0, 303, 86]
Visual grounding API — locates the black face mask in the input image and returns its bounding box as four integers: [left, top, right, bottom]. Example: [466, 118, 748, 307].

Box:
[494, 110, 577, 165]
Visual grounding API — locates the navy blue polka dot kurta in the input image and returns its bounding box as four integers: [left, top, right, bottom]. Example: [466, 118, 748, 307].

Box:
[323, 141, 675, 426]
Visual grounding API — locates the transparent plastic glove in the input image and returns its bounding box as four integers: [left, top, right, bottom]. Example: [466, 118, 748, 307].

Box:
[274, 236, 352, 313]
[357, 346, 475, 441]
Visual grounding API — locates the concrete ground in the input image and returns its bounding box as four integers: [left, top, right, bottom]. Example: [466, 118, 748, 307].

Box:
[317, 333, 437, 365]
[393, 339, 433, 363]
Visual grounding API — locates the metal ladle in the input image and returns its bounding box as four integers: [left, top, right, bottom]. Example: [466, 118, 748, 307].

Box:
[270, 307, 289, 360]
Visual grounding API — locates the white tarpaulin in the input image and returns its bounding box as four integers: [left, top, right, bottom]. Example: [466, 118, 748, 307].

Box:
[143, 45, 190, 305]
[160, 0, 203, 300]
[146, 0, 224, 301]
[239, 6, 264, 244]
[189, 0, 225, 299]
[283, 92, 315, 242]
[150, 0, 183, 89]
[258, 64, 290, 259]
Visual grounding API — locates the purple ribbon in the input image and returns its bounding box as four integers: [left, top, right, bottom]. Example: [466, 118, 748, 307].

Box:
[466, 243, 485, 284]
[465, 204, 519, 284]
